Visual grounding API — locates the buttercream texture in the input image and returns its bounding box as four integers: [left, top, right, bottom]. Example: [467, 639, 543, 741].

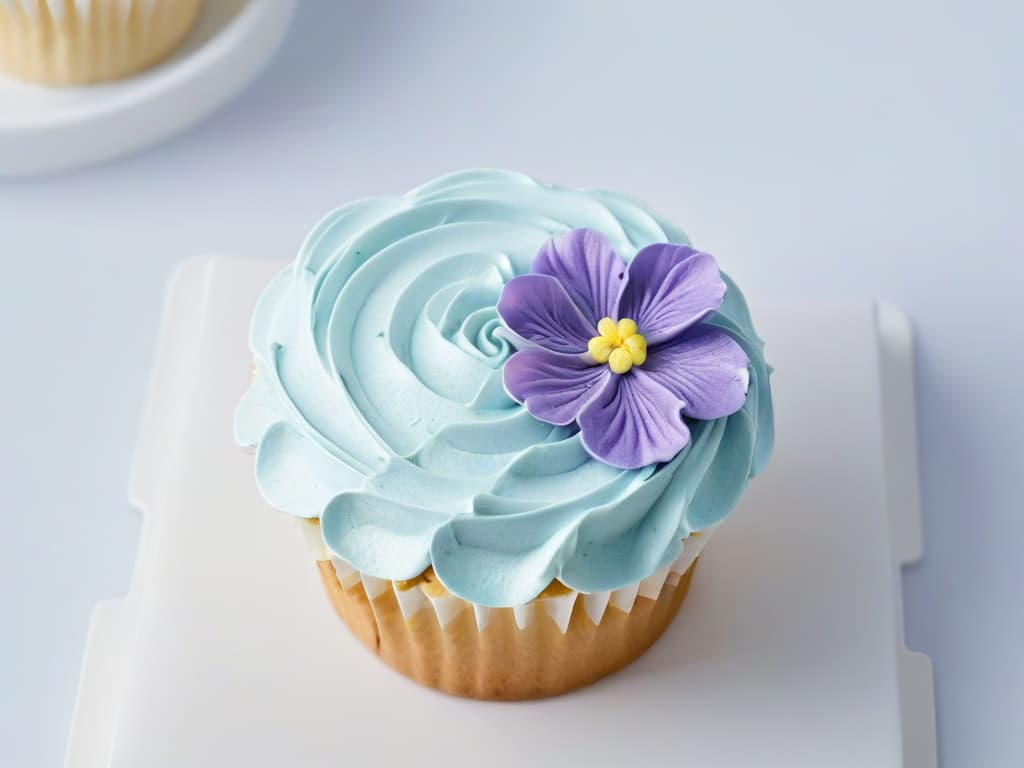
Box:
[235, 170, 773, 607]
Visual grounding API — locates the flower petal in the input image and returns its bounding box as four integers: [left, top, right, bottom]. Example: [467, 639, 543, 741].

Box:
[533, 228, 627, 325]
[497, 273, 596, 353]
[504, 349, 610, 426]
[617, 243, 726, 345]
[578, 373, 690, 469]
[637, 324, 750, 420]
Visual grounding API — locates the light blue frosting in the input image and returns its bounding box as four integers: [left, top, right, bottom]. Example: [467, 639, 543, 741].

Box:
[234, 169, 774, 607]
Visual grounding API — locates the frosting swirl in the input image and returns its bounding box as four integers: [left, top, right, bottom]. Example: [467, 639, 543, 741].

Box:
[235, 170, 774, 607]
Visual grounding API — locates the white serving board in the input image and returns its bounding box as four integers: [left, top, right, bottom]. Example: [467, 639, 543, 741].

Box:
[0, 0, 296, 177]
[66, 256, 936, 768]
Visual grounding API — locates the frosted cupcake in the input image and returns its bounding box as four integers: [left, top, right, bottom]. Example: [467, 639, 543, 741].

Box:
[0, 0, 203, 85]
[235, 170, 774, 700]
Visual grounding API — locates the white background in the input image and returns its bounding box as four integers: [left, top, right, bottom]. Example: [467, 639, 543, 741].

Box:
[0, 2, 1020, 766]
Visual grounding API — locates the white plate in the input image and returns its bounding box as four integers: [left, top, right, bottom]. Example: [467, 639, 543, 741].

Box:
[0, 0, 296, 177]
[66, 256, 936, 768]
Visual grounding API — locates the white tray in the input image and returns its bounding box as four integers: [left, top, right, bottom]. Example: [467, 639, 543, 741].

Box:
[0, 0, 296, 177]
[66, 256, 936, 767]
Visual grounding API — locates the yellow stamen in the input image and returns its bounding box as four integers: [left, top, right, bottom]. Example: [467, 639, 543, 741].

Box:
[597, 317, 619, 340]
[589, 316, 647, 375]
[588, 335, 614, 363]
[608, 347, 634, 374]
[623, 333, 647, 366]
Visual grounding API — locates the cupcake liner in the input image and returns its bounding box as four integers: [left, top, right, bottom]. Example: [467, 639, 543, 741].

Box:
[0, 0, 203, 85]
[299, 518, 713, 700]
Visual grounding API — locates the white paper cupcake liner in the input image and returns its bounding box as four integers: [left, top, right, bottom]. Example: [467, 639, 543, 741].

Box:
[297, 518, 715, 634]
[0, 0, 203, 85]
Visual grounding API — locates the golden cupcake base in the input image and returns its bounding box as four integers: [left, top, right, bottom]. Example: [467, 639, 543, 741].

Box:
[316, 558, 698, 701]
[0, 0, 203, 85]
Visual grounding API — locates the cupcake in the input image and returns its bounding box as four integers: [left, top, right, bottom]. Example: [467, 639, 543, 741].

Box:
[235, 170, 774, 700]
[0, 0, 203, 85]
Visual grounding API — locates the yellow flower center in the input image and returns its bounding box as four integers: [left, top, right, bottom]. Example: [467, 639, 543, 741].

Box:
[588, 317, 648, 374]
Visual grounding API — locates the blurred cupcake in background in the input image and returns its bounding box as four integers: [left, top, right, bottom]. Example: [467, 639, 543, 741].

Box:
[0, 0, 204, 85]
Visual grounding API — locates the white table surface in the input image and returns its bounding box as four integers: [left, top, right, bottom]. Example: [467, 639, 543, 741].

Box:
[74, 259, 920, 768]
[0, 2, 1020, 766]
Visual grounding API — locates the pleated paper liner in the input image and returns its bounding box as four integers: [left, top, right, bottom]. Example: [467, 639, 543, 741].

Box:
[0, 0, 203, 85]
[299, 519, 713, 700]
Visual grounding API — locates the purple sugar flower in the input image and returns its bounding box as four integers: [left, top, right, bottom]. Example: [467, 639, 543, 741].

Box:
[497, 228, 749, 469]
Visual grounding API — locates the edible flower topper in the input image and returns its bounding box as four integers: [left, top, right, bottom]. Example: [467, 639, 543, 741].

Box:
[497, 228, 749, 469]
